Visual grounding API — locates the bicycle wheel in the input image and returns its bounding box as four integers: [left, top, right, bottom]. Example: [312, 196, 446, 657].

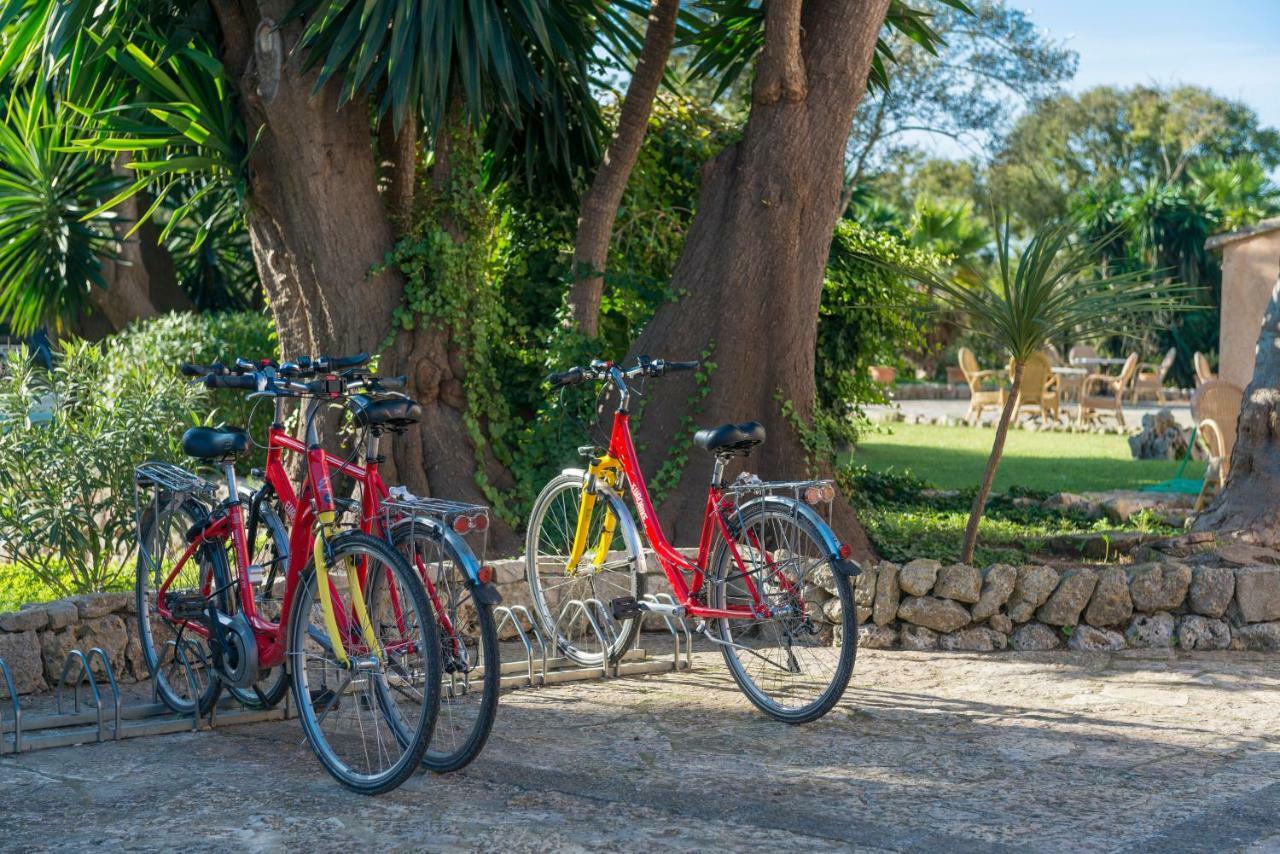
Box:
[227, 486, 289, 710]
[526, 472, 641, 666]
[288, 531, 441, 795]
[392, 519, 499, 773]
[710, 501, 856, 723]
[135, 498, 225, 717]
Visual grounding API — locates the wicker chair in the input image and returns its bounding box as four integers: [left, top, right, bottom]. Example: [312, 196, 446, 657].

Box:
[1076, 353, 1139, 427]
[1131, 347, 1177, 403]
[1193, 352, 1216, 387]
[1067, 344, 1099, 365]
[1009, 351, 1061, 421]
[1060, 345, 1098, 402]
[958, 347, 1006, 424]
[1191, 380, 1244, 510]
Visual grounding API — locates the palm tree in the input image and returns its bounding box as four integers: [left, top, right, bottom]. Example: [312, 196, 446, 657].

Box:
[874, 217, 1195, 564]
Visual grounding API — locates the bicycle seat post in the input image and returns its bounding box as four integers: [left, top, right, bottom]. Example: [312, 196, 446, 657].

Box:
[711, 454, 731, 489]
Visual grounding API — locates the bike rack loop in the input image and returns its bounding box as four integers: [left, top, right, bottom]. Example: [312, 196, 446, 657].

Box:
[646, 592, 692, 670]
[87, 648, 122, 741]
[554, 599, 612, 680]
[0, 657, 21, 754]
[55, 650, 105, 743]
[494, 606, 540, 687]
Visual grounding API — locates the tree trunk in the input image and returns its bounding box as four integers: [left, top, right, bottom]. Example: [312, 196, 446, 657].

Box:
[624, 0, 890, 557]
[1193, 274, 1280, 541]
[568, 0, 679, 337]
[961, 362, 1022, 564]
[378, 114, 418, 232]
[214, 1, 516, 550]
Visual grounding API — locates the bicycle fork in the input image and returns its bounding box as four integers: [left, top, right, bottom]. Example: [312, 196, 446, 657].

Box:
[313, 510, 383, 668]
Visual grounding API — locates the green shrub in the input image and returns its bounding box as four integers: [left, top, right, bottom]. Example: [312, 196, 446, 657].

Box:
[0, 311, 274, 601]
[0, 339, 204, 597]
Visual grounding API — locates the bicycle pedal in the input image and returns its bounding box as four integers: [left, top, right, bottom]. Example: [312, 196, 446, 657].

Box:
[610, 596, 645, 620]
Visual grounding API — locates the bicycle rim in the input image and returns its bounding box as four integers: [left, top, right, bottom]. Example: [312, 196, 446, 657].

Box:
[711, 503, 856, 723]
[526, 473, 640, 666]
[288, 532, 441, 794]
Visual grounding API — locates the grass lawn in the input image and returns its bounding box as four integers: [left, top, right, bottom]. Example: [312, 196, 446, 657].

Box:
[852, 423, 1206, 494]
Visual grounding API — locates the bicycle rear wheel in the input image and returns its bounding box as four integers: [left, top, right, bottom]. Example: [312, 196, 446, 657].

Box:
[135, 498, 225, 717]
[288, 531, 441, 794]
[228, 485, 289, 710]
[710, 501, 856, 723]
[526, 472, 641, 666]
[392, 519, 499, 773]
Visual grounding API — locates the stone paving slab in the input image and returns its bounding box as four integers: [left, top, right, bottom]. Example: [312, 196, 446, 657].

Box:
[2, 648, 1279, 852]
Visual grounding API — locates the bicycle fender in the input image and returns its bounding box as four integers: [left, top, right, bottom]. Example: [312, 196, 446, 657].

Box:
[734, 496, 861, 577]
[391, 515, 486, 587]
[580, 480, 645, 578]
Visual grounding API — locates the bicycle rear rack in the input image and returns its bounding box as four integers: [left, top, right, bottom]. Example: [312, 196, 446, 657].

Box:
[380, 490, 490, 555]
[0, 646, 289, 755]
[720, 473, 838, 525]
[133, 460, 220, 582]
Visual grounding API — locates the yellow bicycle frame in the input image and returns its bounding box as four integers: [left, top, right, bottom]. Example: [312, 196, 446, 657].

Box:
[313, 511, 383, 668]
[566, 455, 624, 574]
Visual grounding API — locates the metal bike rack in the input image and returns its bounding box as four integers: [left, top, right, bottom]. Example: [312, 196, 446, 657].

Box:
[0, 657, 21, 755]
[493, 605, 546, 687]
[554, 599, 613, 680]
[0, 641, 288, 755]
[641, 593, 693, 671]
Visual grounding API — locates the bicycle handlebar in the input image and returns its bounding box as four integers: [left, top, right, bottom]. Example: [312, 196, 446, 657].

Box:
[547, 356, 699, 389]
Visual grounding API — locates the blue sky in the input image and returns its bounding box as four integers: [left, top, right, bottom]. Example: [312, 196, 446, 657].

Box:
[1029, 0, 1279, 129]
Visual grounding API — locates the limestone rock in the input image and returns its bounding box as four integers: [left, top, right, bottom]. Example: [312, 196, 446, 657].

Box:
[1232, 622, 1280, 651]
[1188, 565, 1234, 618]
[39, 628, 79, 683]
[897, 596, 970, 633]
[898, 559, 941, 597]
[1125, 612, 1175, 648]
[1036, 568, 1098, 627]
[873, 562, 900, 627]
[857, 624, 897, 650]
[988, 613, 1014, 635]
[1010, 622, 1060, 651]
[934, 564, 981, 604]
[900, 625, 939, 651]
[45, 600, 78, 631]
[0, 607, 48, 632]
[75, 592, 131, 620]
[0, 631, 46, 696]
[853, 562, 879, 609]
[1233, 566, 1280, 624]
[1007, 565, 1059, 623]
[80, 615, 129, 677]
[821, 597, 844, 625]
[1068, 625, 1125, 652]
[1084, 566, 1133, 627]
[1177, 615, 1231, 651]
[809, 564, 837, 595]
[1042, 492, 1103, 519]
[1128, 562, 1192, 612]
[940, 627, 1007, 652]
[971, 564, 1018, 621]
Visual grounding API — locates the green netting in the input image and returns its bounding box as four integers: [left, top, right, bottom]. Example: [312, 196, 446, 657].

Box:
[1141, 425, 1202, 495]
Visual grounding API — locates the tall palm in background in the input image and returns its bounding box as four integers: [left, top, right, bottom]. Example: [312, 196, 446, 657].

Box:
[881, 218, 1194, 564]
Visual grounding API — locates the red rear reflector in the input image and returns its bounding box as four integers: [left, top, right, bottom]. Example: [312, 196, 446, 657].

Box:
[477, 565, 494, 585]
[452, 515, 472, 534]
[471, 513, 489, 532]
[838, 543, 852, 560]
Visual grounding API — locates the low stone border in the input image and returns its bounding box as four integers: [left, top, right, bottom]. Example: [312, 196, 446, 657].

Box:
[4, 541, 1276, 697]
[824, 540, 1280, 653]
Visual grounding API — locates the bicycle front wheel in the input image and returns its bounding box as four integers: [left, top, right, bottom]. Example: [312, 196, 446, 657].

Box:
[392, 519, 499, 774]
[525, 472, 641, 666]
[710, 501, 856, 723]
[288, 531, 441, 795]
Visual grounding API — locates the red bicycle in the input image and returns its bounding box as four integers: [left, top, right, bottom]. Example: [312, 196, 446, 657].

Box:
[221, 355, 501, 773]
[135, 359, 442, 793]
[526, 357, 860, 723]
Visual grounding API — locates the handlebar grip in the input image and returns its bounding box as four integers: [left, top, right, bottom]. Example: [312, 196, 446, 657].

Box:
[180, 362, 226, 377]
[204, 373, 261, 390]
[547, 367, 585, 388]
[664, 360, 700, 373]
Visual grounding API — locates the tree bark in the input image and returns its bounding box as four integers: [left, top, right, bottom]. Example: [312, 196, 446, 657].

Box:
[961, 362, 1022, 565]
[568, 0, 679, 337]
[214, 1, 516, 550]
[753, 0, 808, 104]
[378, 114, 418, 232]
[623, 0, 890, 557]
[1193, 274, 1280, 541]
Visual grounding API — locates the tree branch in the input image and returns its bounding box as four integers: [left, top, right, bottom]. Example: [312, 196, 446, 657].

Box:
[753, 0, 807, 105]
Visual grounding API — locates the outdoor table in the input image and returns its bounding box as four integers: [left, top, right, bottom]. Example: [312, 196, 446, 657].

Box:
[1070, 356, 1129, 367]
[1051, 366, 1087, 377]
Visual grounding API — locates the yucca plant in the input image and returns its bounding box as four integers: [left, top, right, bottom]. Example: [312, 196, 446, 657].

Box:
[874, 218, 1196, 564]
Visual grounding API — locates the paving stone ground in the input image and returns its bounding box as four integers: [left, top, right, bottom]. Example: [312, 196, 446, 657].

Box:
[2, 644, 1280, 852]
